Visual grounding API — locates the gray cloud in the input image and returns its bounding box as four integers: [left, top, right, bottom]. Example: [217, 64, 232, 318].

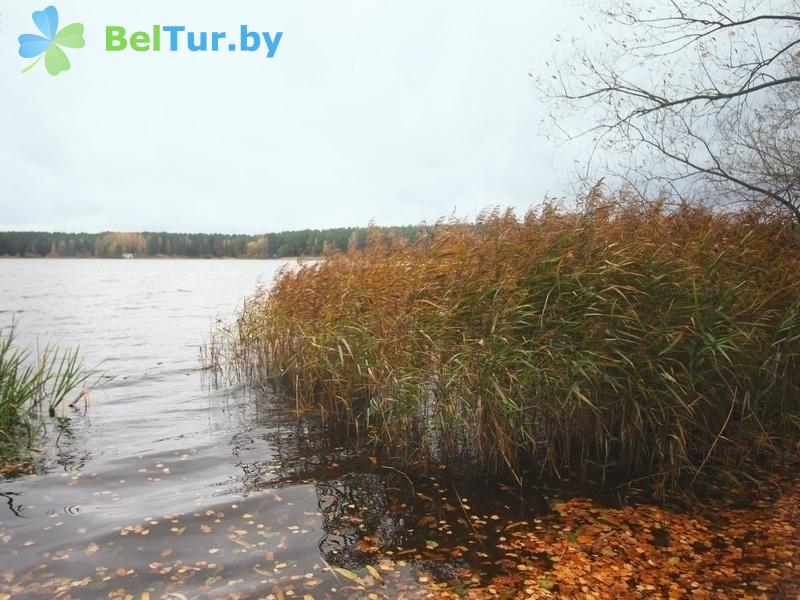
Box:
[0, 0, 580, 233]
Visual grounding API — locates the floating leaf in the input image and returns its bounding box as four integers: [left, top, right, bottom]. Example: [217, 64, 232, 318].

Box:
[332, 566, 366, 587]
[365, 564, 384, 585]
[538, 579, 556, 590]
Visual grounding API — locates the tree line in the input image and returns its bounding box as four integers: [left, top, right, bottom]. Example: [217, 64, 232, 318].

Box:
[0, 226, 422, 259]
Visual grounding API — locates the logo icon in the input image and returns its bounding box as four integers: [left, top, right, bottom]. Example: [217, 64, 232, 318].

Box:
[19, 6, 85, 76]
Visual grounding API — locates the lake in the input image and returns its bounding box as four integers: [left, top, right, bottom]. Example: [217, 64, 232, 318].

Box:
[0, 259, 542, 599]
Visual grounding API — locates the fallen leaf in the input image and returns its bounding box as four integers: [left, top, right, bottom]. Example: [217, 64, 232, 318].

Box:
[332, 566, 366, 587]
[366, 564, 385, 585]
[538, 579, 556, 591]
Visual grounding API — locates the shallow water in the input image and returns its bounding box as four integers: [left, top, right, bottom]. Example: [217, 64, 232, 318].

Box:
[0, 259, 547, 600]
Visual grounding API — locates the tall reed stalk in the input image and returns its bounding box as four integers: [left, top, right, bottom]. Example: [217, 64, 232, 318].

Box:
[0, 326, 92, 453]
[229, 197, 800, 494]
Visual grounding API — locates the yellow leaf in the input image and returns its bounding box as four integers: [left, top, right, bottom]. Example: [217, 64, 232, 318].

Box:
[332, 566, 366, 587]
[366, 564, 384, 585]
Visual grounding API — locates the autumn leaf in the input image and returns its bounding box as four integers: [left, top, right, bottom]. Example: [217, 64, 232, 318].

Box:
[538, 579, 556, 590]
[366, 564, 385, 585]
[332, 566, 366, 587]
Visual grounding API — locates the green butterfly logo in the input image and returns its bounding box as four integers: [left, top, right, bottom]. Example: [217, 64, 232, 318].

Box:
[19, 6, 85, 76]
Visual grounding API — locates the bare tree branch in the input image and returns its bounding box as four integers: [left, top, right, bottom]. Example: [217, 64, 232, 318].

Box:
[537, 0, 800, 223]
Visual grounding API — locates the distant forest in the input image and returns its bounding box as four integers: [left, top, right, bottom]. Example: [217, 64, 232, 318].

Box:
[0, 227, 422, 259]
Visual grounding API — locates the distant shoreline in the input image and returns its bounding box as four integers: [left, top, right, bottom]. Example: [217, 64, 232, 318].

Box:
[0, 226, 419, 261]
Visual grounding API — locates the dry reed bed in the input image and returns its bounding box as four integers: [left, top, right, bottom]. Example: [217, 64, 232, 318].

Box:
[230, 199, 800, 494]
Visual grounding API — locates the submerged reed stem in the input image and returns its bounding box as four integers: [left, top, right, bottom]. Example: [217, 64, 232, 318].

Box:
[0, 325, 93, 454]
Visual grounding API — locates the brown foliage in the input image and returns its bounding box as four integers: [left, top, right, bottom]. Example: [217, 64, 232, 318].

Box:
[431, 474, 800, 599]
[233, 198, 800, 494]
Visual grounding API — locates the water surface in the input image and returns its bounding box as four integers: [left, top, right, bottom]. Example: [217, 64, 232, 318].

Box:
[0, 259, 543, 599]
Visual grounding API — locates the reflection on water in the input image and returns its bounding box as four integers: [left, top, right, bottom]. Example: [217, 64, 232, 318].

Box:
[0, 259, 546, 599]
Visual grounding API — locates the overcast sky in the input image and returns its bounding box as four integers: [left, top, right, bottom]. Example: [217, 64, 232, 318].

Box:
[0, 1, 582, 234]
